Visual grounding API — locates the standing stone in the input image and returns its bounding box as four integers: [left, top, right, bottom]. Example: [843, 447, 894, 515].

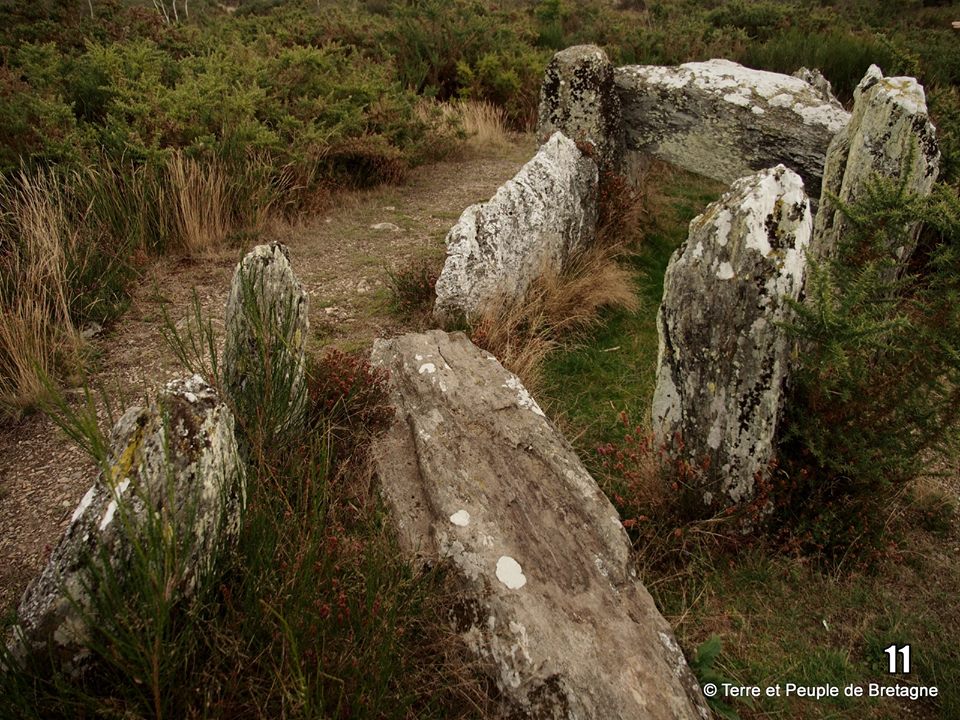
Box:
[8, 376, 244, 674]
[433, 132, 598, 322]
[810, 65, 940, 267]
[223, 242, 309, 429]
[652, 165, 811, 509]
[371, 330, 710, 720]
[537, 45, 625, 172]
[615, 59, 849, 201]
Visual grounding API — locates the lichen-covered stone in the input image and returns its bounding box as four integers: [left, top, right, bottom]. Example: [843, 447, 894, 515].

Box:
[223, 242, 309, 427]
[537, 44, 625, 171]
[792, 67, 837, 105]
[7, 376, 244, 674]
[433, 132, 598, 322]
[615, 59, 849, 201]
[652, 165, 811, 509]
[810, 65, 940, 267]
[371, 330, 710, 720]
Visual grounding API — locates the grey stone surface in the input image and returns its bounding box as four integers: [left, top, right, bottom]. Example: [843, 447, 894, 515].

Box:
[792, 67, 837, 105]
[223, 242, 309, 428]
[433, 132, 598, 322]
[8, 376, 244, 674]
[652, 165, 811, 509]
[537, 44, 625, 171]
[371, 329, 710, 720]
[615, 59, 849, 200]
[811, 65, 940, 267]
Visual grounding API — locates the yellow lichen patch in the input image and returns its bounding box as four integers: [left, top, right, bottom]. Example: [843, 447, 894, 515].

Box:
[107, 419, 147, 489]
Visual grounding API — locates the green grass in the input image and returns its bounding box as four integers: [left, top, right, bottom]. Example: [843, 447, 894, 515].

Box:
[541, 167, 724, 452]
[541, 167, 960, 720]
[656, 545, 960, 720]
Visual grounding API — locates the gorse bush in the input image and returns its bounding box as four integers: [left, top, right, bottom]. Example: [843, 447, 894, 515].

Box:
[779, 178, 960, 556]
[740, 29, 900, 101]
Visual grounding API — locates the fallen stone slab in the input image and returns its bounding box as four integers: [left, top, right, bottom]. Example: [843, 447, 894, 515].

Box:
[537, 44, 625, 172]
[810, 65, 940, 268]
[7, 376, 245, 675]
[652, 165, 811, 510]
[615, 59, 849, 200]
[371, 329, 710, 720]
[223, 242, 309, 431]
[433, 132, 598, 322]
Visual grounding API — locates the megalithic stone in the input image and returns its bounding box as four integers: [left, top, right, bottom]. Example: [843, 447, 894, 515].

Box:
[371, 329, 711, 719]
[223, 242, 309, 431]
[614, 59, 849, 202]
[433, 132, 598, 323]
[652, 165, 812, 510]
[810, 65, 940, 270]
[537, 44, 625, 172]
[8, 376, 245, 675]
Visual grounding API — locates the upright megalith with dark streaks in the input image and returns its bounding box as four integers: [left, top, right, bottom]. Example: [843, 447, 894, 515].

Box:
[652, 165, 811, 510]
[810, 65, 940, 269]
[537, 44, 625, 171]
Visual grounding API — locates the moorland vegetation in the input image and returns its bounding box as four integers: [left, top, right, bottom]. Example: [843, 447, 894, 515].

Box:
[2, 1, 959, 718]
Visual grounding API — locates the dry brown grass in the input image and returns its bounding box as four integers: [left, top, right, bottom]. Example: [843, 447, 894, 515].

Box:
[455, 100, 511, 154]
[0, 170, 84, 416]
[415, 99, 512, 159]
[167, 151, 232, 254]
[471, 242, 638, 394]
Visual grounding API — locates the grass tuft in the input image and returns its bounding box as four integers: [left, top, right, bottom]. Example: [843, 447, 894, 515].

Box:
[471, 241, 638, 395]
[0, 169, 85, 416]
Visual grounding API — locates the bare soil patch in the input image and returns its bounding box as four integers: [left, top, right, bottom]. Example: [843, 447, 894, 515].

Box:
[0, 137, 535, 615]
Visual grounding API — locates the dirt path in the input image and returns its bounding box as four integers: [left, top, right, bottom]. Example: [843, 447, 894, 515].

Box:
[0, 137, 535, 615]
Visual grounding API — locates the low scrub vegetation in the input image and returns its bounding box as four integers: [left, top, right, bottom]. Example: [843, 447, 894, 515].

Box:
[0, 280, 489, 719]
[4, 1, 960, 718]
[3, 0, 960, 416]
[542, 165, 960, 719]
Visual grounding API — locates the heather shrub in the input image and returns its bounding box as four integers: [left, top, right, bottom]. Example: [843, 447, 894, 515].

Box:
[385, 0, 548, 126]
[707, 0, 789, 41]
[307, 349, 394, 460]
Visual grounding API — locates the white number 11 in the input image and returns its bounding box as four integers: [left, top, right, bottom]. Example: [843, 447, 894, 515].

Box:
[884, 644, 911, 674]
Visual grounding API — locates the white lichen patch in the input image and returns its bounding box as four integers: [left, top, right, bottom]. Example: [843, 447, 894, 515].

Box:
[594, 555, 609, 578]
[450, 509, 471, 526]
[98, 479, 131, 531]
[503, 375, 545, 417]
[418, 363, 437, 375]
[495, 555, 527, 589]
[507, 620, 533, 664]
[792, 102, 848, 133]
[715, 262, 735, 280]
[71, 486, 96, 524]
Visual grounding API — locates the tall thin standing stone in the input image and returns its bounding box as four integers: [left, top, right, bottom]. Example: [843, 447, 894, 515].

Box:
[653, 165, 811, 509]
